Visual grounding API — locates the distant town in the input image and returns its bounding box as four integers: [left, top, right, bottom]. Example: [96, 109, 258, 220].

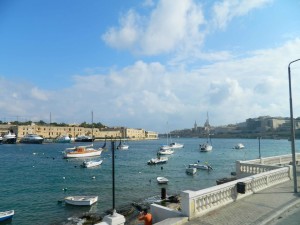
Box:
[169, 116, 298, 139]
[0, 115, 298, 141]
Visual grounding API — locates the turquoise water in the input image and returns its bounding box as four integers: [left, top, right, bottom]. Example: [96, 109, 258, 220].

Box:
[0, 138, 295, 224]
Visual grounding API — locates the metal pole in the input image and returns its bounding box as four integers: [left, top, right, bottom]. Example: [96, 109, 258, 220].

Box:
[288, 58, 300, 193]
[112, 140, 116, 214]
[258, 137, 261, 159]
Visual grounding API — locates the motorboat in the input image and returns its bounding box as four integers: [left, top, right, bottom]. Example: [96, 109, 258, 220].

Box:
[200, 143, 213, 152]
[64, 196, 98, 206]
[117, 139, 129, 150]
[169, 142, 184, 149]
[55, 135, 71, 143]
[63, 145, 102, 158]
[2, 130, 17, 144]
[157, 146, 174, 155]
[75, 135, 94, 142]
[160, 145, 171, 150]
[82, 159, 103, 168]
[186, 167, 197, 175]
[20, 134, 44, 144]
[147, 156, 168, 165]
[234, 143, 245, 149]
[0, 210, 14, 222]
[157, 177, 168, 184]
[189, 162, 213, 170]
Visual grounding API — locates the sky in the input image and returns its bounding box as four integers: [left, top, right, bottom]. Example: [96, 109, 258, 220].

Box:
[1, 0, 300, 133]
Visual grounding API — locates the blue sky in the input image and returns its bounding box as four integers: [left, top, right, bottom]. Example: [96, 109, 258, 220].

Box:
[1, 0, 300, 133]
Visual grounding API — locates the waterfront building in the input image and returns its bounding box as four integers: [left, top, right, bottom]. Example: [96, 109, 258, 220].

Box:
[0, 124, 158, 141]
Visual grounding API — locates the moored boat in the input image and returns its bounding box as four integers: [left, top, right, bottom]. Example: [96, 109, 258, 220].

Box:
[117, 139, 129, 150]
[186, 167, 197, 175]
[55, 135, 71, 143]
[63, 145, 102, 158]
[0, 210, 14, 222]
[64, 196, 98, 206]
[169, 142, 184, 149]
[147, 156, 168, 165]
[20, 134, 44, 144]
[200, 143, 213, 152]
[82, 159, 103, 168]
[188, 161, 213, 170]
[157, 177, 168, 184]
[157, 147, 174, 155]
[75, 135, 94, 142]
[234, 143, 245, 149]
[2, 130, 17, 144]
[0, 136, 2, 144]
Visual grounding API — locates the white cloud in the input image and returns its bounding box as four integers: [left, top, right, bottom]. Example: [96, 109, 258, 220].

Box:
[102, 0, 205, 55]
[212, 0, 273, 29]
[1, 39, 300, 132]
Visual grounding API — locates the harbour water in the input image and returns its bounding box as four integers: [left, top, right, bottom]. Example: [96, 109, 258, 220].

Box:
[0, 138, 294, 224]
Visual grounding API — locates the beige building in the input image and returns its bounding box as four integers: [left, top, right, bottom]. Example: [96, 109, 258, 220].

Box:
[0, 124, 158, 141]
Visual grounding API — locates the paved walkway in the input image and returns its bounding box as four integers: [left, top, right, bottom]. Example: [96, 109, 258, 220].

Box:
[181, 165, 300, 225]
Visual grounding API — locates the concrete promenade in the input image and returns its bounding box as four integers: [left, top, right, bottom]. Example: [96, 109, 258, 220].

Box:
[181, 165, 300, 225]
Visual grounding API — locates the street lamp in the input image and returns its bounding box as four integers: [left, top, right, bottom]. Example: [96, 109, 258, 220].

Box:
[288, 58, 300, 193]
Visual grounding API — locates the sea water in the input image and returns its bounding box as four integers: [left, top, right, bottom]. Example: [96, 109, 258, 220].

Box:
[0, 138, 295, 224]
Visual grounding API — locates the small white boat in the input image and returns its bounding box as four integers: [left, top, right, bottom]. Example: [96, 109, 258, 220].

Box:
[63, 145, 102, 158]
[157, 176, 168, 184]
[234, 143, 245, 149]
[0, 210, 14, 222]
[186, 167, 197, 175]
[200, 143, 213, 152]
[157, 148, 174, 155]
[147, 157, 168, 165]
[82, 159, 103, 168]
[189, 162, 213, 170]
[65, 196, 98, 206]
[117, 139, 129, 150]
[169, 142, 184, 149]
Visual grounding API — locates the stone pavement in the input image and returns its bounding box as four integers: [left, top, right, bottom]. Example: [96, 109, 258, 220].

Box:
[181, 165, 300, 225]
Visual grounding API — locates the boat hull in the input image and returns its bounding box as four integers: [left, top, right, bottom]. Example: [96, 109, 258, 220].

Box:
[65, 196, 98, 206]
[0, 210, 14, 222]
[64, 151, 102, 158]
[2, 137, 17, 144]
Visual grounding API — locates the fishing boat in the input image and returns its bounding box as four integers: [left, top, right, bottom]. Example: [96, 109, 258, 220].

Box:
[82, 159, 103, 168]
[117, 139, 129, 150]
[0, 210, 14, 222]
[157, 177, 168, 184]
[63, 145, 102, 158]
[234, 143, 245, 149]
[186, 167, 197, 175]
[147, 156, 168, 165]
[64, 196, 98, 206]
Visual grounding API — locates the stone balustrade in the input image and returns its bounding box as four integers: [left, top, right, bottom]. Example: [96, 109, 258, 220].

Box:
[178, 154, 297, 221]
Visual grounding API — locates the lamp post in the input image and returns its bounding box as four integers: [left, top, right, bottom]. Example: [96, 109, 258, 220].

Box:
[112, 139, 116, 214]
[258, 136, 261, 159]
[288, 58, 300, 193]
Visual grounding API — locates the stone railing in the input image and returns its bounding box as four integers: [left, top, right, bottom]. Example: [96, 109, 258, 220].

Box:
[237, 153, 300, 178]
[178, 154, 298, 220]
[180, 166, 290, 219]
